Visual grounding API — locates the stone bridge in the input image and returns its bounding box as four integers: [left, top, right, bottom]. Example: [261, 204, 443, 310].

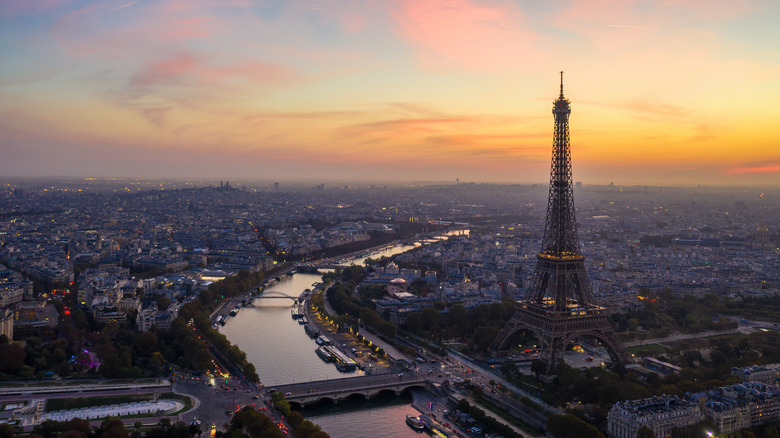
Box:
[264, 373, 430, 406]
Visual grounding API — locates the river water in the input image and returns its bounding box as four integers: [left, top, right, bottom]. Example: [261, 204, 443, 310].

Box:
[220, 234, 466, 437]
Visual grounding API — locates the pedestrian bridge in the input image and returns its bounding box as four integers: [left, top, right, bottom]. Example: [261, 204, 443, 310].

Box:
[264, 373, 429, 406]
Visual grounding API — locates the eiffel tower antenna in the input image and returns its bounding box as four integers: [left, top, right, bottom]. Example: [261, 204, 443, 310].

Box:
[491, 73, 629, 373]
[559, 70, 564, 98]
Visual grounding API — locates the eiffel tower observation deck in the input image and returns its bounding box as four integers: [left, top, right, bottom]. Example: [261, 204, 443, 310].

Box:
[491, 73, 629, 373]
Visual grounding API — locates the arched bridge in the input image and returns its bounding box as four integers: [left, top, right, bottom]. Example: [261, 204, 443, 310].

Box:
[252, 290, 299, 300]
[264, 373, 429, 406]
[297, 263, 344, 270]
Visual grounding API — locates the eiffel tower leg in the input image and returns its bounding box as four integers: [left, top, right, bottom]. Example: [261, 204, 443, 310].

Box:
[490, 314, 521, 353]
[540, 334, 565, 374]
[597, 329, 631, 366]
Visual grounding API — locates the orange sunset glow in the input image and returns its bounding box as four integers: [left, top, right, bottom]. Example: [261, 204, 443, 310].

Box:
[1, 0, 779, 186]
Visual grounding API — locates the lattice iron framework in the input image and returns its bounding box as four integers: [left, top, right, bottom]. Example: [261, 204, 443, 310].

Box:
[491, 73, 629, 371]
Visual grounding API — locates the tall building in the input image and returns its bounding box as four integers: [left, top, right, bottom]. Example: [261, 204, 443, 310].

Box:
[491, 73, 629, 372]
[755, 220, 772, 251]
[0, 306, 13, 341]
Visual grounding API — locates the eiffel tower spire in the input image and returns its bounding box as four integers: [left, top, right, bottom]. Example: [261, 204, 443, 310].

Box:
[491, 73, 629, 372]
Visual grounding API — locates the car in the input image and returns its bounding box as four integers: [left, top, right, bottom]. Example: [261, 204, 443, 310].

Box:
[285, 392, 292, 396]
[252, 395, 259, 399]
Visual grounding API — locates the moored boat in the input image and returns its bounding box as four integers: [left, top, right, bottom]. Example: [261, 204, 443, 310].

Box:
[406, 415, 425, 432]
[316, 346, 335, 362]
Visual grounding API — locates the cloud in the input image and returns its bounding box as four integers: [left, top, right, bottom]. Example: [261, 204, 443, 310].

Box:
[105, 51, 305, 129]
[726, 161, 780, 175]
[388, 0, 544, 71]
[140, 106, 175, 128]
[131, 54, 198, 88]
[619, 100, 692, 119]
[346, 116, 481, 135]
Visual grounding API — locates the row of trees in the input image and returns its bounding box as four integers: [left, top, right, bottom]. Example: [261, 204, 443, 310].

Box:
[454, 398, 525, 438]
[611, 290, 738, 337]
[270, 394, 330, 438]
[403, 300, 516, 352]
[321, 280, 397, 339]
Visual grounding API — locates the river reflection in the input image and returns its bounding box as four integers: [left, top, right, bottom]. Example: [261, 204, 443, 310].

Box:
[219, 272, 365, 385]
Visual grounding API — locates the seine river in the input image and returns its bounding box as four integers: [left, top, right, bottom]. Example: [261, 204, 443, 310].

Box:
[219, 239, 463, 437]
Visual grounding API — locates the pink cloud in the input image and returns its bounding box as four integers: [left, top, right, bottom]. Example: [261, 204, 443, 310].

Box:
[126, 52, 304, 95]
[132, 54, 198, 88]
[726, 162, 780, 175]
[106, 51, 306, 129]
[389, 0, 544, 71]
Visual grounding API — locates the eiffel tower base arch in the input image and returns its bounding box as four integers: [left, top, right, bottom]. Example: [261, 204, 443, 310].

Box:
[490, 303, 630, 374]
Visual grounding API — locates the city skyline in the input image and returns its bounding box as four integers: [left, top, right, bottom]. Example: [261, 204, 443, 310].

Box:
[2, 0, 780, 186]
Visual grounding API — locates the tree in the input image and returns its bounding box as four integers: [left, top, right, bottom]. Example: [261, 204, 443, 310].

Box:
[501, 361, 519, 378]
[637, 426, 655, 438]
[230, 406, 284, 438]
[546, 414, 605, 438]
[156, 296, 171, 312]
[471, 326, 499, 351]
[32, 420, 62, 438]
[0, 423, 15, 438]
[531, 359, 547, 378]
[0, 341, 25, 373]
[99, 418, 129, 438]
[64, 418, 90, 438]
[271, 392, 291, 416]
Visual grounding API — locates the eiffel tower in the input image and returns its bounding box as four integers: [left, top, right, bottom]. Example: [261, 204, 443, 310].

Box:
[491, 73, 629, 373]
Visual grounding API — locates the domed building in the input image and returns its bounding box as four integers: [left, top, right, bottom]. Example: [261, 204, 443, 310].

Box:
[387, 277, 408, 298]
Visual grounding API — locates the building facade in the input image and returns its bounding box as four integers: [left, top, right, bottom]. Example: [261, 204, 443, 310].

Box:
[607, 395, 703, 438]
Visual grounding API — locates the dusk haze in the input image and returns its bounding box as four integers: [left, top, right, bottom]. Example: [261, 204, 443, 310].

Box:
[2, 3, 780, 438]
[3, 0, 780, 186]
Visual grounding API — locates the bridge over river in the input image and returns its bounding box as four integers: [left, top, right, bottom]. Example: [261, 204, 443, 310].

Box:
[264, 372, 430, 406]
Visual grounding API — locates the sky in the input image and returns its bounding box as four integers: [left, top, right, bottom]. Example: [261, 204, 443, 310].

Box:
[1, 0, 780, 186]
